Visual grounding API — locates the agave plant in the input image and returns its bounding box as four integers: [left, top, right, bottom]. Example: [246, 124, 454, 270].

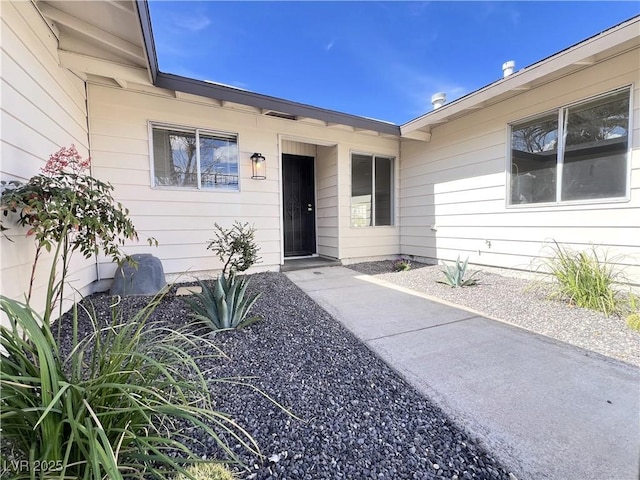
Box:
[185, 274, 261, 330]
[437, 256, 479, 288]
[0, 145, 258, 479]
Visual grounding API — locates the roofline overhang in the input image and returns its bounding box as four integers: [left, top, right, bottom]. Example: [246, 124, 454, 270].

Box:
[134, 1, 637, 140]
[134, 0, 400, 136]
[400, 15, 640, 137]
[135, 0, 158, 84]
[154, 72, 401, 136]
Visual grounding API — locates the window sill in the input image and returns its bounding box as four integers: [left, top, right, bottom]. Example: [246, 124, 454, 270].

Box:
[151, 185, 240, 193]
[349, 225, 397, 229]
[506, 195, 630, 210]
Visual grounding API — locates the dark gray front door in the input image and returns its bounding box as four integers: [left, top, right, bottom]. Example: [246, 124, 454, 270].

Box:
[283, 154, 316, 257]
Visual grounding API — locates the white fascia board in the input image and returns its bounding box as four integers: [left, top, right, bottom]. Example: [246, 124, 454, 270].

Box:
[402, 130, 432, 142]
[58, 50, 152, 86]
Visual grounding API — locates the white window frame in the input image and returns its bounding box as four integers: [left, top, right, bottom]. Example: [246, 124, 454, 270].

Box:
[149, 122, 241, 192]
[350, 151, 395, 227]
[506, 86, 632, 208]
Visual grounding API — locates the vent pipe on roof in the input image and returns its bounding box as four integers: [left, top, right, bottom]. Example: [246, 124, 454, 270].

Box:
[431, 92, 446, 110]
[502, 60, 515, 77]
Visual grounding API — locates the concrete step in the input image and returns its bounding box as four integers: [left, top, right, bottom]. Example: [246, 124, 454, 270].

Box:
[280, 256, 342, 272]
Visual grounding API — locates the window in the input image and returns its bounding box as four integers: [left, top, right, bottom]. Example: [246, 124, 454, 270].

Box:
[151, 124, 239, 190]
[351, 153, 393, 227]
[509, 88, 630, 205]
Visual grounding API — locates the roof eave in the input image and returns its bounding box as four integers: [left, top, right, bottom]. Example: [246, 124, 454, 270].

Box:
[134, 1, 400, 137]
[156, 73, 401, 136]
[135, 0, 158, 84]
[401, 15, 640, 137]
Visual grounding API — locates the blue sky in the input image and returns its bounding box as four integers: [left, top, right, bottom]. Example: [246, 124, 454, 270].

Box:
[148, 1, 639, 125]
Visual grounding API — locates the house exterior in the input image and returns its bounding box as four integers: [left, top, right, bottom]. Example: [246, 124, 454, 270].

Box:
[1, 0, 639, 310]
[400, 22, 640, 280]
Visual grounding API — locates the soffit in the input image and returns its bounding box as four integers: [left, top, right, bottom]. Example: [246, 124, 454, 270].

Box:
[155, 73, 401, 137]
[34, 0, 399, 136]
[37, 0, 151, 86]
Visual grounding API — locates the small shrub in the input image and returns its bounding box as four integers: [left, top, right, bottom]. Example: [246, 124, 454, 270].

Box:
[543, 241, 622, 316]
[190, 222, 262, 330]
[0, 294, 259, 479]
[437, 256, 479, 288]
[627, 313, 640, 332]
[175, 463, 238, 480]
[626, 294, 640, 332]
[185, 275, 261, 330]
[207, 222, 261, 276]
[392, 258, 411, 272]
[1, 145, 253, 478]
[0, 145, 156, 309]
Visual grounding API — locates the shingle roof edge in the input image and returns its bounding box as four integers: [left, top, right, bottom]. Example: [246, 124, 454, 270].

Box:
[134, 0, 401, 136]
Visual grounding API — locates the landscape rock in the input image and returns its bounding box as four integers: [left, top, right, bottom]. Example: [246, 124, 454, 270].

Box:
[57, 272, 515, 479]
[109, 253, 166, 296]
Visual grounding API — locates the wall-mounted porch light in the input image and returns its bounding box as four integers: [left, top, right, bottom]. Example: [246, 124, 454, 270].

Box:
[251, 153, 266, 179]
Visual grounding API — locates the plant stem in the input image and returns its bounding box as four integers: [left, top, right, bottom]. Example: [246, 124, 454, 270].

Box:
[27, 245, 42, 304]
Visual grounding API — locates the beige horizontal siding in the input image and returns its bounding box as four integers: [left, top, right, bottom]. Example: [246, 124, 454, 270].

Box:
[1, 256, 96, 300]
[418, 225, 639, 246]
[400, 48, 640, 282]
[88, 83, 399, 277]
[282, 140, 317, 157]
[316, 145, 339, 258]
[125, 213, 281, 233]
[431, 236, 640, 260]
[136, 226, 282, 246]
[1, 1, 92, 314]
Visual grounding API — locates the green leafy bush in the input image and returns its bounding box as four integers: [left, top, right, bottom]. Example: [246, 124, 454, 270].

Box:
[186, 275, 261, 330]
[1, 146, 137, 258]
[437, 256, 479, 288]
[0, 145, 155, 306]
[175, 462, 238, 480]
[188, 222, 262, 330]
[0, 294, 259, 479]
[207, 222, 261, 276]
[0, 145, 257, 478]
[543, 242, 622, 316]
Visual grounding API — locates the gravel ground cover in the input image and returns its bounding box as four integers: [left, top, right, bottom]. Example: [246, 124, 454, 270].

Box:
[56, 272, 515, 480]
[346, 260, 640, 367]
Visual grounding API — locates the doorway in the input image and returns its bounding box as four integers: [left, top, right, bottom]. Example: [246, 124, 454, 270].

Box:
[282, 154, 316, 257]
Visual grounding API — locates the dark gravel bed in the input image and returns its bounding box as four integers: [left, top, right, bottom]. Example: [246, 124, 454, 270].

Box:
[55, 272, 514, 480]
[347, 260, 640, 367]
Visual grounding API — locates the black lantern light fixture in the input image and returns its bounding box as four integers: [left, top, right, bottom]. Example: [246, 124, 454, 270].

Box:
[250, 152, 266, 179]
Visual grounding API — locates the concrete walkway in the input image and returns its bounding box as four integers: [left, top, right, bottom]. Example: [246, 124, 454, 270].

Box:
[285, 266, 640, 480]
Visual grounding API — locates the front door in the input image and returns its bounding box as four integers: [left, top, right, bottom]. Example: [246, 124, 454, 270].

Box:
[283, 154, 316, 257]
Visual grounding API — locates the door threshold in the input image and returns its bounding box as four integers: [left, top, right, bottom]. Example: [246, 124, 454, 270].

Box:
[281, 256, 342, 273]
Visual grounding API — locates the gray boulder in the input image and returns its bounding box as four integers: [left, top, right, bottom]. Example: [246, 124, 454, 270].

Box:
[110, 253, 166, 296]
